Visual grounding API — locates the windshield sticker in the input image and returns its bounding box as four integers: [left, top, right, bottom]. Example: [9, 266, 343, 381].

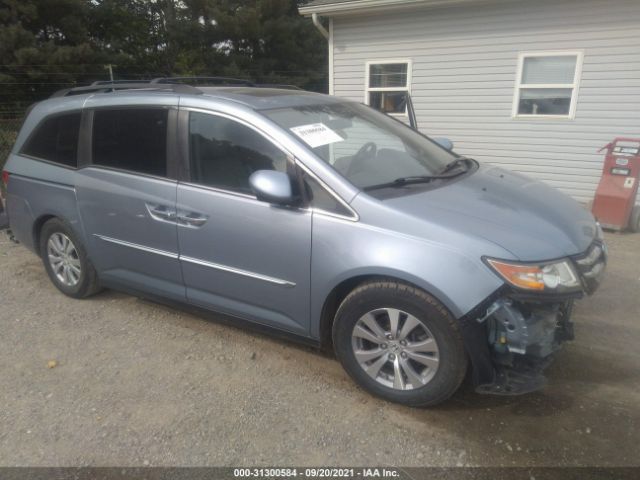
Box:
[290, 123, 344, 148]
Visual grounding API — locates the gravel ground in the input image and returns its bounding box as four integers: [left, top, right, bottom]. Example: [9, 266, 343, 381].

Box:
[0, 231, 638, 467]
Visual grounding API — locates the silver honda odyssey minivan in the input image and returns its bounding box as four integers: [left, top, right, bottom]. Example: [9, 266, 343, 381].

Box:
[2, 81, 606, 406]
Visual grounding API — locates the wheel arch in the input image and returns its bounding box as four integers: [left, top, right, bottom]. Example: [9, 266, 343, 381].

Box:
[317, 269, 462, 352]
[32, 214, 58, 255]
[33, 212, 86, 257]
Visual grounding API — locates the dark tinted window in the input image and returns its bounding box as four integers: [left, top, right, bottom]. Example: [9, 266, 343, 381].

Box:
[22, 112, 81, 167]
[303, 172, 352, 217]
[92, 109, 168, 177]
[189, 112, 287, 194]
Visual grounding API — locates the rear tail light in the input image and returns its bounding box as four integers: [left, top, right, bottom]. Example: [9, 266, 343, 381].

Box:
[1, 170, 8, 187]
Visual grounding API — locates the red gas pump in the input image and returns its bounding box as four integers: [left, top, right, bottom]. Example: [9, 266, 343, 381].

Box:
[592, 138, 640, 232]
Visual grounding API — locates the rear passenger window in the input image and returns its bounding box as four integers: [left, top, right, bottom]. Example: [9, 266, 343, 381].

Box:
[21, 112, 81, 167]
[92, 108, 168, 177]
[189, 112, 288, 194]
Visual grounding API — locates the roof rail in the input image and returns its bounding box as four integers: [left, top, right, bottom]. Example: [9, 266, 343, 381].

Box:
[91, 80, 151, 85]
[151, 76, 254, 86]
[50, 82, 202, 98]
[255, 84, 303, 91]
[152, 77, 304, 91]
[49, 77, 305, 99]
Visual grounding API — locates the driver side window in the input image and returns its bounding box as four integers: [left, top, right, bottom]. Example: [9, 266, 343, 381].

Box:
[188, 112, 288, 194]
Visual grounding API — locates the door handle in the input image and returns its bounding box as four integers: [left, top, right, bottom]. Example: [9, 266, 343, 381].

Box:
[176, 212, 208, 227]
[146, 203, 177, 222]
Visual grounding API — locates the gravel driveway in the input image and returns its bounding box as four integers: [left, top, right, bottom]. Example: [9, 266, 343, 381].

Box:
[0, 231, 638, 467]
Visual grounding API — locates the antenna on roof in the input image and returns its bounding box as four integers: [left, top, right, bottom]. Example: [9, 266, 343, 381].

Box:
[105, 64, 115, 82]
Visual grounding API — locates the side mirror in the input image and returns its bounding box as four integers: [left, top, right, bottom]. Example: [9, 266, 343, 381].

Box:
[249, 170, 294, 206]
[434, 137, 454, 151]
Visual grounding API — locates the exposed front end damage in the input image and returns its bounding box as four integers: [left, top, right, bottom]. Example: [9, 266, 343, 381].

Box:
[476, 298, 574, 394]
[461, 240, 607, 395]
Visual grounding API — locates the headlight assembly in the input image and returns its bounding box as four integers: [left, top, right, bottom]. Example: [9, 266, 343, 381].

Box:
[486, 258, 581, 292]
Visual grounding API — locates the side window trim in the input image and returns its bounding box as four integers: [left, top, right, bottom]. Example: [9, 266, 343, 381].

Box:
[18, 154, 78, 171]
[176, 108, 190, 183]
[77, 109, 92, 169]
[19, 110, 83, 169]
[86, 105, 177, 181]
[166, 107, 180, 180]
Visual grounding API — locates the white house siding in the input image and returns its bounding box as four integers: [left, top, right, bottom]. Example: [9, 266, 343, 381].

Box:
[330, 0, 640, 204]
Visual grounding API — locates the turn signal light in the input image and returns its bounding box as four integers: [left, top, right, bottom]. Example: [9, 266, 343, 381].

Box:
[487, 260, 545, 290]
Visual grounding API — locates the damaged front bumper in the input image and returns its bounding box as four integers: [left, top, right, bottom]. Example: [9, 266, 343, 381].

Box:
[475, 298, 575, 395]
[462, 241, 607, 396]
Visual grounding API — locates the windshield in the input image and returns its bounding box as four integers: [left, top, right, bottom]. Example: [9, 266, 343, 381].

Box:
[261, 102, 458, 190]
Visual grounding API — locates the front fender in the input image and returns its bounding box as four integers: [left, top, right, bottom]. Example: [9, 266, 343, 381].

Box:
[309, 212, 505, 339]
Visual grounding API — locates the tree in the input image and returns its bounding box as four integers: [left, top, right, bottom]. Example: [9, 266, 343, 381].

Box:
[0, 0, 328, 112]
[210, 0, 328, 90]
[0, 0, 107, 108]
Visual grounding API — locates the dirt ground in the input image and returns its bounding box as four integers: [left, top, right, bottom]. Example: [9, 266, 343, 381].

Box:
[0, 230, 638, 467]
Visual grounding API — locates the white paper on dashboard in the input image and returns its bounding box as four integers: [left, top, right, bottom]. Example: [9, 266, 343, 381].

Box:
[290, 123, 344, 148]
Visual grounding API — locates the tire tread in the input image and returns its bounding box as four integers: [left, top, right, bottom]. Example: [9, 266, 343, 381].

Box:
[39, 218, 101, 299]
[333, 278, 467, 407]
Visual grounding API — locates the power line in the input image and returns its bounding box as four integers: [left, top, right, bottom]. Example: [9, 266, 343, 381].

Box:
[0, 83, 80, 85]
[0, 64, 118, 67]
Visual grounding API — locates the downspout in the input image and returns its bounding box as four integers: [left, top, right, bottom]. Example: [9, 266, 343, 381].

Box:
[311, 13, 332, 94]
[311, 13, 329, 40]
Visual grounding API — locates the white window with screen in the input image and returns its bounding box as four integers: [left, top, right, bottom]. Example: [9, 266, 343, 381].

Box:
[513, 52, 583, 119]
[365, 60, 412, 115]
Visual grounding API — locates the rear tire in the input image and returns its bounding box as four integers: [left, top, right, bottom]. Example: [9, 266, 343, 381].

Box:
[39, 218, 101, 298]
[332, 279, 467, 407]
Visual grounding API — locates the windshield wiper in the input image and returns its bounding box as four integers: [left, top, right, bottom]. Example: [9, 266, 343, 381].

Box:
[440, 156, 474, 174]
[363, 170, 467, 191]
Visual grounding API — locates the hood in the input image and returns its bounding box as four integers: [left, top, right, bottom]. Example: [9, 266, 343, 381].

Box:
[382, 164, 597, 261]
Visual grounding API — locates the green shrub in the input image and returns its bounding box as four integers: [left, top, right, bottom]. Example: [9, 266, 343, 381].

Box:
[0, 121, 20, 170]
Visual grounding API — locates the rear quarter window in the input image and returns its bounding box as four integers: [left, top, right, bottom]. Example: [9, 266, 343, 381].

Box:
[21, 112, 81, 168]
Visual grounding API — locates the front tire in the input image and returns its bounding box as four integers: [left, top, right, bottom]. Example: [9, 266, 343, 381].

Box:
[39, 218, 101, 298]
[333, 280, 467, 407]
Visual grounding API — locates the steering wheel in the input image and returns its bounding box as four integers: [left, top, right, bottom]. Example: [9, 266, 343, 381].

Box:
[347, 142, 377, 177]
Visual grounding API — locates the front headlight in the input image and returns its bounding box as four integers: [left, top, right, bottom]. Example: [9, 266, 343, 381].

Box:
[486, 258, 581, 292]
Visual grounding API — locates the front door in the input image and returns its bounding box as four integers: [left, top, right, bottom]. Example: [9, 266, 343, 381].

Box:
[176, 110, 311, 335]
[76, 106, 183, 301]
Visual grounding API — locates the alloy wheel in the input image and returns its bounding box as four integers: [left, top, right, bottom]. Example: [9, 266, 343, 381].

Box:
[351, 308, 440, 390]
[47, 232, 81, 287]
